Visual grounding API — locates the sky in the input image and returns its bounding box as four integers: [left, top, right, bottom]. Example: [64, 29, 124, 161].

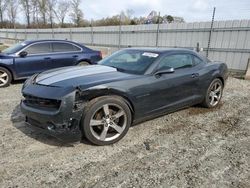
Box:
[80, 0, 250, 22]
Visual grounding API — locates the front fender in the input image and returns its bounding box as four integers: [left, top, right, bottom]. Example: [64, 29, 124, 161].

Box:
[76, 86, 135, 113]
[0, 59, 17, 79]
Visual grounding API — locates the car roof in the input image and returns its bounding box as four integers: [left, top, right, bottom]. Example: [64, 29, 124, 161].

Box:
[22, 39, 78, 45]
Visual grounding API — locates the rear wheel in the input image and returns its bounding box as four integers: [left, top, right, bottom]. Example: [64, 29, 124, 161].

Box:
[78, 61, 90, 66]
[202, 78, 223, 108]
[82, 96, 132, 145]
[0, 67, 12, 88]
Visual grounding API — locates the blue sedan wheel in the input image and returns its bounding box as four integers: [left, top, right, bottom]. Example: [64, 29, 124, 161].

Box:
[0, 67, 12, 87]
[78, 61, 90, 66]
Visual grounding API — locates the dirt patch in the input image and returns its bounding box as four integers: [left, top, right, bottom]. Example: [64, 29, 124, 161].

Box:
[0, 78, 250, 188]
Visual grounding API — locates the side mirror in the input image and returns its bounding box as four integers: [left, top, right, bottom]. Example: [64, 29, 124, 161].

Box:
[19, 51, 28, 57]
[155, 67, 175, 76]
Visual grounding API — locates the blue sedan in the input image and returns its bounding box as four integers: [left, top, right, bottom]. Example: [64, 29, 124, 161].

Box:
[0, 39, 102, 87]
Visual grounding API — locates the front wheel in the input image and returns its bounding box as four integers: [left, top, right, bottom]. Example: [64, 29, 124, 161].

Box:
[201, 78, 223, 108]
[82, 96, 132, 145]
[0, 67, 12, 88]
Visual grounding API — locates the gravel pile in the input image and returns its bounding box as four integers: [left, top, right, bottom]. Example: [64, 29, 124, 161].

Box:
[0, 77, 249, 188]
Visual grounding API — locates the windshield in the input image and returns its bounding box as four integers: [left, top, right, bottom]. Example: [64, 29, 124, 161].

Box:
[2, 42, 27, 54]
[98, 49, 160, 74]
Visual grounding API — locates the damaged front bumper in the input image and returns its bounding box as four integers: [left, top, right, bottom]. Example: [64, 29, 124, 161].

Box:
[20, 83, 85, 142]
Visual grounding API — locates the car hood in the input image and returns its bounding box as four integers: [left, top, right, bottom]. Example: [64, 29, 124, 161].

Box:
[35, 65, 138, 88]
[0, 53, 13, 59]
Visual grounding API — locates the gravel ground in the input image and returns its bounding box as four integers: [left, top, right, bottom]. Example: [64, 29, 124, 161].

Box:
[0, 78, 250, 188]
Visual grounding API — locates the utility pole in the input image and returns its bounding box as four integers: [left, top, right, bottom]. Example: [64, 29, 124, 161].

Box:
[91, 19, 94, 46]
[156, 12, 161, 47]
[207, 7, 216, 57]
[118, 14, 122, 49]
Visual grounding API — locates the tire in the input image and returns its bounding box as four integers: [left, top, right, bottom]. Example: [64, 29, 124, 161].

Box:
[0, 67, 12, 88]
[78, 61, 90, 66]
[82, 96, 132, 145]
[201, 78, 223, 108]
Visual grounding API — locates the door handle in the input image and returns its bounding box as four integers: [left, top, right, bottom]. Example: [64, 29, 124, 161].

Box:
[191, 73, 199, 78]
[72, 55, 78, 58]
[44, 57, 51, 60]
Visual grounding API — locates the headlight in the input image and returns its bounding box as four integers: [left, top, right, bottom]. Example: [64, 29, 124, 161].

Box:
[22, 78, 30, 89]
[22, 74, 37, 89]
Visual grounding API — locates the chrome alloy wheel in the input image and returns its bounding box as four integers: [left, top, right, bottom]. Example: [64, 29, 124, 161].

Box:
[0, 70, 9, 87]
[89, 103, 127, 142]
[209, 81, 223, 106]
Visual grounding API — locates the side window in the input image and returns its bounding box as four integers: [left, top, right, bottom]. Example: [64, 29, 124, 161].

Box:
[192, 55, 203, 66]
[52, 42, 81, 52]
[25, 43, 52, 54]
[157, 54, 193, 70]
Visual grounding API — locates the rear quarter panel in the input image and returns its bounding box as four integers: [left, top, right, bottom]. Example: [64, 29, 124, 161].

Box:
[77, 51, 101, 64]
[201, 62, 228, 94]
[78, 44, 102, 64]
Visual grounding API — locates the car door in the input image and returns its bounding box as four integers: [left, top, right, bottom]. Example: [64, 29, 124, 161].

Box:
[137, 53, 200, 115]
[190, 54, 209, 101]
[49, 42, 81, 69]
[14, 42, 53, 78]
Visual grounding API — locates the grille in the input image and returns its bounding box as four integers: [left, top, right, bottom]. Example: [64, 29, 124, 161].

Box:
[23, 94, 61, 110]
[26, 117, 45, 129]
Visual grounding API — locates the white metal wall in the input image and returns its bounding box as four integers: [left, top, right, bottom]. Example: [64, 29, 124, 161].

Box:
[0, 20, 249, 72]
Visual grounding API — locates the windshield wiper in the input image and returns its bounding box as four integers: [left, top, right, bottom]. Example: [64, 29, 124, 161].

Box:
[176, 65, 193, 69]
[116, 67, 126, 72]
[107, 65, 126, 72]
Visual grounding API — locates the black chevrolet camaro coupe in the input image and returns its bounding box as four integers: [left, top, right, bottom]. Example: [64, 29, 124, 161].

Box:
[21, 48, 228, 145]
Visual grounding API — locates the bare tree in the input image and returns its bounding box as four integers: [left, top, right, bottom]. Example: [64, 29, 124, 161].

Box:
[56, 0, 70, 27]
[20, 0, 32, 28]
[31, 0, 39, 26]
[7, 0, 18, 28]
[47, 0, 57, 28]
[0, 0, 7, 26]
[126, 9, 134, 20]
[70, 0, 84, 27]
[38, 0, 48, 26]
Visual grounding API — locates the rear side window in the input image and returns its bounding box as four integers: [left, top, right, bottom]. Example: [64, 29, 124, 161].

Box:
[25, 43, 52, 54]
[158, 54, 193, 70]
[52, 42, 81, 52]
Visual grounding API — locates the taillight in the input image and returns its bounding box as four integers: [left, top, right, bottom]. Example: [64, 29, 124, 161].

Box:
[99, 51, 103, 58]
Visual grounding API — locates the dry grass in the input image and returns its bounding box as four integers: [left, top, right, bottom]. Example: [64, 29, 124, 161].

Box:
[0, 77, 250, 187]
[0, 45, 8, 51]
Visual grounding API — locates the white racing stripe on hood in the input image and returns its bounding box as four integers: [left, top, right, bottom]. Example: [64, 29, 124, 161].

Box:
[36, 65, 117, 85]
[36, 66, 84, 81]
